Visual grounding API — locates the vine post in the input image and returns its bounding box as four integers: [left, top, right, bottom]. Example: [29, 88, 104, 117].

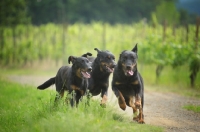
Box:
[190, 16, 200, 88]
[102, 22, 106, 50]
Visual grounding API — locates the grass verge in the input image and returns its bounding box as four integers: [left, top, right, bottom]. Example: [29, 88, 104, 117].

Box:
[139, 64, 200, 98]
[183, 105, 200, 113]
[0, 77, 162, 132]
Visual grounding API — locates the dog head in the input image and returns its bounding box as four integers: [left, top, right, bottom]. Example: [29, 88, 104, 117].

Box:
[68, 56, 92, 79]
[119, 44, 138, 76]
[94, 48, 116, 73]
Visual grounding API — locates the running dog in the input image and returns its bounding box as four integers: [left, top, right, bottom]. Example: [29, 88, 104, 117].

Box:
[112, 44, 145, 123]
[85, 48, 116, 106]
[37, 56, 92, 106]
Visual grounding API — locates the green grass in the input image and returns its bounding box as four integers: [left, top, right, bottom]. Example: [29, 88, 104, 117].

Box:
[139, 64, 200, 98]
[183, 105, 200, 113]
[0, 77, 162, 132]
[2, 62, 200, 99]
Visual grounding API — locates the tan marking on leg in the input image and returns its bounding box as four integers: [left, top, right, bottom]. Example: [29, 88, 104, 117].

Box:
[118, 91, 126, 110]
[138, 107, 145, 124]
[135, 94, 141, 108]
[100, 95, 107, 107]
[129, 96, 139, 121]
[54, 90, 65, 105]
[135, 94, 145, 124]
[59, 91, 64, 98]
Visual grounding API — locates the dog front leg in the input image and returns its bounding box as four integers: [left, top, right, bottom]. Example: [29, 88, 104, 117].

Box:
[70, 90, 76, 107]
[118, 90, 126, 110]
[129, 96, 138, 121]
[135, 95, 145, 124]
[54, 90, 64, 102]
[100, 89, 108, 107]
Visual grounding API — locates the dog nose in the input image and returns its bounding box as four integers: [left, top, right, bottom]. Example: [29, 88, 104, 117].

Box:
[112, 63, 116, 68]
[126, 65, 131, 69]
[87, 67, 92, 72]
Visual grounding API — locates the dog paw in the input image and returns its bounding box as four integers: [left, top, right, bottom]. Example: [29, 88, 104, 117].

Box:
[135, 102, 141, 109]
[133, 116, 139, 122]
[119, 105, 126, 110]
[138, 119, 145, 124]
[100, 103, 106, 108]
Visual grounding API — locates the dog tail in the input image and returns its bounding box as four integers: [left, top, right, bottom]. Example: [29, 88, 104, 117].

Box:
[37, 77, 55, 90]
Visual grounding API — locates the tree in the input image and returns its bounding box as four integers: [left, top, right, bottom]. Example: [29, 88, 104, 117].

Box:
[153, 1, 180, 26]
[0, 0, 29, 63]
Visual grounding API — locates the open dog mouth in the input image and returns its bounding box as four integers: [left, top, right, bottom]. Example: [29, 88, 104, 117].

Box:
[105, 65, 114, 73]
[125, 69, 134, 76]
[81, 71, 91, 78]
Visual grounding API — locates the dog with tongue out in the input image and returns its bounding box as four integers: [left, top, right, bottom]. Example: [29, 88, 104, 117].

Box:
[83, 48, 116, 107]
[112, 44, 145, 124]
[37, 55, 92, 107]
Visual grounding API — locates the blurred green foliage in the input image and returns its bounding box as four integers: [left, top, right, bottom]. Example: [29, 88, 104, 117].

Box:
[0, 22, 199, 87]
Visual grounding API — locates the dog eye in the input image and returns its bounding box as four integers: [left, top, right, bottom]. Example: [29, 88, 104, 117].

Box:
[131, 56, 134, 60]
[106, 56, 110, 60]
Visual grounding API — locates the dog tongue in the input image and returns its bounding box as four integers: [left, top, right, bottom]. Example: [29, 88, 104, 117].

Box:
[81, 71, 91, 78]
[106, 66, 114, 73]
[108, 67, 114, 72]
[127, 70, 133, 76]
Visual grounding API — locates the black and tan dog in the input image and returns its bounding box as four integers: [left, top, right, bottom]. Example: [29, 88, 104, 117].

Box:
[112, 44, 145, 123]
[84, 48, 116, 106]
[37, 56, 92, 106]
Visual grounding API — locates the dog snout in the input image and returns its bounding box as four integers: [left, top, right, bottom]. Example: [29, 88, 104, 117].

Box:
[87, 67, 92, 72]
[112, 63, 116, 68]
[126, 65, 132, 70]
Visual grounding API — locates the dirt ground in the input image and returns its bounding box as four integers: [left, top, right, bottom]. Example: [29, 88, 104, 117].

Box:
[8, 75, 200, 132]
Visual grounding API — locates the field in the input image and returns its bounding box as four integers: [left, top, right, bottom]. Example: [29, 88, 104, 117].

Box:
[0, 77, 162, 132]
[0, 22, 200, 131]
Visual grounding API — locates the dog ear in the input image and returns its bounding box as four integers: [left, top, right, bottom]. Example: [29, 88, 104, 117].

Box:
[132, 43, 138, 53]
[119, 53, 122, 60]
[68, 56, 77, 64]
[82, 52, 92, 58]
[94, 48, 101, 53]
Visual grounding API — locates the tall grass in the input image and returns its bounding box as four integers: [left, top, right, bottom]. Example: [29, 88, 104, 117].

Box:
[183, 105, 200, 113]
[0, 77, 162, 132]
[139, 64, 200, 98]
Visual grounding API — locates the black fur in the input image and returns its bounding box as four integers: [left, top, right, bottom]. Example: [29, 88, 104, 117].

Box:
[84, 48, 116, 106]
[112, 44, 145, 123]
[37, 56, 92, 106]
[37, 77, 55, 90]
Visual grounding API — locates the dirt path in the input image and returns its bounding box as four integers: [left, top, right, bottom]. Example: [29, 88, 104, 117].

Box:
[8, 75, 200, 132]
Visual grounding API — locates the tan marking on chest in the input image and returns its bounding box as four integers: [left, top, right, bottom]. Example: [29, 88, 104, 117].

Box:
[131, 80, 139, 85]
[115, 82, 124, 85]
